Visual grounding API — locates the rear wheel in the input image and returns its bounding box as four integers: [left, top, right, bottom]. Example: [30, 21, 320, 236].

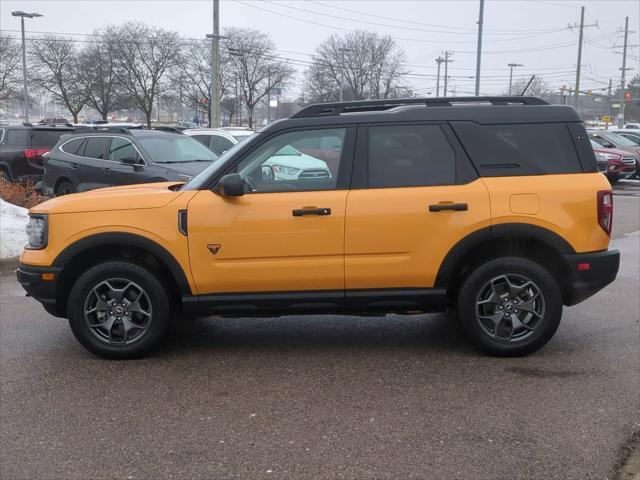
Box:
[456, 256, 562, 357]
[55, 180, 75, 196]
[67, 261, 171, 359]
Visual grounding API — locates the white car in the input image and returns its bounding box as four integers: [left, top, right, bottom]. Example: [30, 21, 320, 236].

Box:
[184, 128, 254, 156]
[263, 145, 332, 181]
[623, 123, 640, 129]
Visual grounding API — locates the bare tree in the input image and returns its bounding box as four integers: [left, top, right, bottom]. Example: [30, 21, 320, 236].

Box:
[78, 27, 125, 120]
[225, 28, 294, 128]
[305, 31, 409, 102]
[0, 33, 21, 102]
[113, 22, 181, 128]
[173, 39, 234, 126]
[29, 35, 87, 123]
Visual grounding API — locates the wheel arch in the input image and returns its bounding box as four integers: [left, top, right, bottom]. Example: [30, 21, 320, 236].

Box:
[436, 223, 576, 303]
[53, 232, 192, 316]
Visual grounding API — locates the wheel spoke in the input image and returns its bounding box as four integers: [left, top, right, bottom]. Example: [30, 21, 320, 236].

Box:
[511, 315, 534, 332]
[127, 300, 150, 317]
[517, 297, 541, 317]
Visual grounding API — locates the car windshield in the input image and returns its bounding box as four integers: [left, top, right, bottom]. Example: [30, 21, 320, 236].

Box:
[137, 135, 218, 163]
[603, 133, 637, 147]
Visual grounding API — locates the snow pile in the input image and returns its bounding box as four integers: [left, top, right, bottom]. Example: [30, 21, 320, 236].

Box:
[1, 198, 28, 259]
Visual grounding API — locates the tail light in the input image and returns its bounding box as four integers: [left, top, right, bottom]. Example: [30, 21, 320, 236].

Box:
[597, 190, 613, 236]
[23, 148, 49, 159]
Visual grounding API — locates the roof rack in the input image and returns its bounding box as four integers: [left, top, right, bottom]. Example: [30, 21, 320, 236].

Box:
[152, 126, 184, 134]
[73, 125, 134, 134]
[291, 96, 549, 119]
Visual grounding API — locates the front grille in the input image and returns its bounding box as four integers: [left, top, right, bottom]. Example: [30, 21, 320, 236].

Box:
[299, 169, 330, 179]
[622, 157, 636, 166]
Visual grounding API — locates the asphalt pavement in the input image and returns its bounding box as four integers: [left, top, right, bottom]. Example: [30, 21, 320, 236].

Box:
[1, 193, 638, 480]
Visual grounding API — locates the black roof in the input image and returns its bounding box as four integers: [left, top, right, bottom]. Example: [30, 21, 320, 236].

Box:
[264, 96, 581, 134]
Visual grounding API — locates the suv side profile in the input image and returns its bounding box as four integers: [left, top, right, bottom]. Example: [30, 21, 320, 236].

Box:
[43, 127, 218, 196]
[17, 97, 620, 359]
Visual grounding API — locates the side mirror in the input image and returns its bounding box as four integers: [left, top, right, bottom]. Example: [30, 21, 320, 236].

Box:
[261, 165, 274, 181]
[120, 156, 143, 171]
[217, 173, 244, 197]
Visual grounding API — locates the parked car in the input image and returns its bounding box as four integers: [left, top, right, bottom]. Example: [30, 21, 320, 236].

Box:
[17, 96, 620, 359]
[588, 130, 640, 177]
[623, 123, 640, 129]
[42, 126, 218, 196]
[591, 140, 636, 183]
[184, 128, 254, 156]
[610, 129, 640, 146]
[0, 124, 75, 183]
[38, 117, 70, 126]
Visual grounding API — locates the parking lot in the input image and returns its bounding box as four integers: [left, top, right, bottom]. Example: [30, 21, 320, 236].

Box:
[1, 190, 638, 480]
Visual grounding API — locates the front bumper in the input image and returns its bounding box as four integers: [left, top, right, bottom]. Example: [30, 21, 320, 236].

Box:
[16, 264, 64, 317]
[562, 249, 620, 306]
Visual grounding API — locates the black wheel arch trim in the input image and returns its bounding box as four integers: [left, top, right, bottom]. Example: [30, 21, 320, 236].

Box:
[52, 232, 192, 296]
[435, 223, 576, 288]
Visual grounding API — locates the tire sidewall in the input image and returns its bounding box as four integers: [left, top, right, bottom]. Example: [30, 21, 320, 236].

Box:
[457, 256, 563, 356]
[68, 261, 171, 359]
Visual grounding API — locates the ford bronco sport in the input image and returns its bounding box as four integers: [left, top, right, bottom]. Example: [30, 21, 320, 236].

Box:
[17, 97, 620, 359]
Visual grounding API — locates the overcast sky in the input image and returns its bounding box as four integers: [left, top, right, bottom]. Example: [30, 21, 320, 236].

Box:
[1, 0, 638, 97]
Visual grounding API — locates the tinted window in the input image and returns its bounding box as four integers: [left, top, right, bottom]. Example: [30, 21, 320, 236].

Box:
[211, 135, 234, 155]
[6, 129, 29, 146]
[137, 136, 218, 163]
[617, 133, 640, 145]
[0, 129, 4, 143]
[61, 138, 87, 155]
[83, 137, 110, 159]
[31, 130, 71, 147]
[109, 137, 141, 162]
[368, 124, 455, 188]
[453, 122, 581, 175]
[191, 135, 210, 147]
[236, 128, 346, 193]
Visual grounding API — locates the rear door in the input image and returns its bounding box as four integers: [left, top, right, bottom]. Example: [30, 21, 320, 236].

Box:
[344, 123, 491, 302]
[75, 136, 111, 191]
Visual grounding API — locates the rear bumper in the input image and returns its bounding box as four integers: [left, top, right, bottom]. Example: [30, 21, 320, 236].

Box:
[16, 264, 64, 317]
[562, 249, 620, 306]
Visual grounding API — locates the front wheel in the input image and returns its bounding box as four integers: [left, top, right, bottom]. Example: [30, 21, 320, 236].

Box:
[67, 261, 171, 359]
[456, 257, 562, 357]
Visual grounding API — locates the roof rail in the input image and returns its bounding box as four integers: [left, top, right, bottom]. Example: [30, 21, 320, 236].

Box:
[291, 96, 549, 119]
[152, 126, 184, 134]
[73, 125, 133, 134]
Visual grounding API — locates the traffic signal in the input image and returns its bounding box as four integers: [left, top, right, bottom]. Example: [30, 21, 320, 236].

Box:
[625, 92, 632, 103]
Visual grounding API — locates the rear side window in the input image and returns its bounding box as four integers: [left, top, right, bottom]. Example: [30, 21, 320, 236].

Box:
[191, 135, 210, 147]
[367, 124, 455, 188]
[452, 122, 581, 176]
[211, 135, 234, 155]
[61, 138, 87, 155]
[31, 130, 71, 147]
[5, 129, 28, 146]
[83, 137, 110, 159]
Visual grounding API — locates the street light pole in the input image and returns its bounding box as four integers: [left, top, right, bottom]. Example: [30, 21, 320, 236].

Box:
[12, 10, 43, 123]
[508, 63, 523, 95]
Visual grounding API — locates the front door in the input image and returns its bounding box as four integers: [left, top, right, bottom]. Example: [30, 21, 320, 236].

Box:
[187, 127, 355, 298]
[105, 136, 147, 185]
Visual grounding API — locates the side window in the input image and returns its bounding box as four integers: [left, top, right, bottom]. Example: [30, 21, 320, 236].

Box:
[83, 137, 110, 159]
[0, 129, 5, 143]
[109, 137, 141, 162]
[191, 135, 210, 147]
[61, 138, 87, 155]
[235, 128, 346, 193]
[367, 124, 455, 188]
[590, 135, 615, 149]
[6, 129, 29, 146]
[211, 135, 234, 155]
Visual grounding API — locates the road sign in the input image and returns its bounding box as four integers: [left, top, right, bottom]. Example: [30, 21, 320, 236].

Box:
[602, 115, 612, 123]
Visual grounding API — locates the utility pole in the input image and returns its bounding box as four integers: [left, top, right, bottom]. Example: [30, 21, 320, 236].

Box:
[607, 78, 612, 120]
[12, 11, 43, 123]
[206, 0, 221, 128]
[568, 6, 597, 112]
[618, 16, 630, 127]
[474, 0, 484, 96]
[442, 51, 453, 97]
[508, 63, 523, 95]
[266, 68, 271, 124]
[435, 57, 444, 97]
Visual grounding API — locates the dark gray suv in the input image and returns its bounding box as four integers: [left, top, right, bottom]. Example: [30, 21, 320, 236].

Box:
[43, 127, 218, 196]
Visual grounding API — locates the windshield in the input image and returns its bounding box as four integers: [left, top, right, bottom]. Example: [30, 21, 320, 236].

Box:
[181, 139, 247, 190]
[137, 136, 218, 163]
[603, 133, 637, 148]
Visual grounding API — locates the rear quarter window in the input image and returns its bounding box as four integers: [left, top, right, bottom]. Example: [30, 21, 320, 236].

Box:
[5, 129, 29, 146]
[452, 122, 584, 176]
[31, 129, 72, 147]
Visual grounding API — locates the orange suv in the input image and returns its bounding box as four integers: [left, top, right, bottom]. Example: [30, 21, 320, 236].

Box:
[17, 97, 620, 359]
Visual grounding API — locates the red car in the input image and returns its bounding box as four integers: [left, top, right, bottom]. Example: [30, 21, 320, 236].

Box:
[591, 141, 636, 184]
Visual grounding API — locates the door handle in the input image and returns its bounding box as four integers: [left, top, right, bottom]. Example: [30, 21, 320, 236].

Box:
[103, 167, 111, 174]
[292, 207, 331, 217]
[70, 162, 79, 169]
[429, 203, 468, 212]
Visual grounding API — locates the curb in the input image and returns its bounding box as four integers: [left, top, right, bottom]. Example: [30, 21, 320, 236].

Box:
[0, 257, 19, 274]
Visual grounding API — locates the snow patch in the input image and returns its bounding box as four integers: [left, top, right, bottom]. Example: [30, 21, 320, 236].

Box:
[0, 198, 28, 259]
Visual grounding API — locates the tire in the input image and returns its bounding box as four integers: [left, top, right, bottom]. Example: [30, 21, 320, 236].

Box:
[55, 180, 75, 196]
[456, 256, 562, 357]
[67, 261, 171, 359]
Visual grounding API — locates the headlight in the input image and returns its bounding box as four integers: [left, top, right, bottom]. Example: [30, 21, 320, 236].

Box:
[597, 152, 622, 161]
[271, 165, 300, 175]
[25, 214, 48, 249]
